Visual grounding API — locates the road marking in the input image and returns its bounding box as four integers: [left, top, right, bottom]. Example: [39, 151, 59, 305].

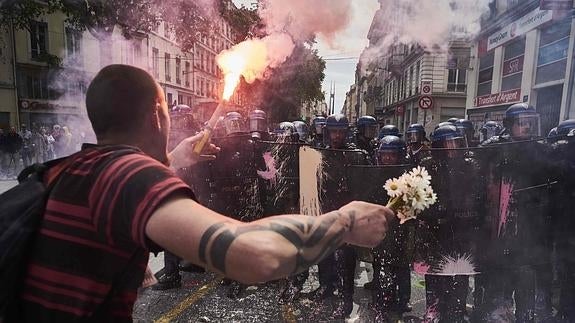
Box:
[281, 304, 297, 323]
[154, 277, 222, 323]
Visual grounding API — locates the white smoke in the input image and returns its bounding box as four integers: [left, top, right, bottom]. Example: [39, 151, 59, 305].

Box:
[259, 0, 354, 45]
[361, 0, 491, 68]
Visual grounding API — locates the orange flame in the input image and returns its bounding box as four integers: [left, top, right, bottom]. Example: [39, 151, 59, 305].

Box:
[217, 33, 295, 102]
[219, 52, 246, 101]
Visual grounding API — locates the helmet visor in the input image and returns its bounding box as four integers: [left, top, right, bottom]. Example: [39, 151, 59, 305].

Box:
[377, 150, 401, 165]
[249, 119, 267, 132]
[511, 115, 540, 139]
[442, 136, 468, 149]
[362, 125, 379, 139]
[407, 132, 424, 144]
[225, 119, 243, 135]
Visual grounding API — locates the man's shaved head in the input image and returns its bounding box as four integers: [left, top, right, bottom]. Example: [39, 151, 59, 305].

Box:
[86, 64, 160, 138]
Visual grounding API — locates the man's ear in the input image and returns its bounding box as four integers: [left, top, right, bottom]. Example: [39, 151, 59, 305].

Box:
[150, 103, 162, 130]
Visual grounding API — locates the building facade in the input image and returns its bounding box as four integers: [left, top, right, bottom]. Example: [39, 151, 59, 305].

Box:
[354, 0, 472, 135]
[465, 0, 575, 136]
[0, 2, 242, 131]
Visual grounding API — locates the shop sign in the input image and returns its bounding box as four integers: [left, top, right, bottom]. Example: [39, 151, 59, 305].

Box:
[487, 7, 552, 51]
[474, 89, 521, 108]
[503, 55, 524, 76]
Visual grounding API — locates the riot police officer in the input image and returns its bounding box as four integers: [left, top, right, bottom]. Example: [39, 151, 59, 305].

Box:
[406, 123, 431, 165]
[379, 124, 401, 140]
[447, 117, 460, 124]
[309, 113, 367, 318]
[248, 109, 269, 140]
[292, 120, 310, 143]
[419, 125, 486, 322]
[372, 136, 415, 320]
[479, 121, 503, 145]
[223, 111, 246, 136]
[355, 116, 379, 161]
[549, 119, 575, 321]
[310, 116, 326, 148]
[479, 103, 554, 322]
[455, 119, 478, 147]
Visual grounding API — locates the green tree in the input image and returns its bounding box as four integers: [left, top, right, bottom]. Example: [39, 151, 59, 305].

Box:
[238, 44, 326, 124]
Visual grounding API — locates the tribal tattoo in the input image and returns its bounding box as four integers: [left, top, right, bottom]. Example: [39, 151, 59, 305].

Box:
[198, 211, 352, 276]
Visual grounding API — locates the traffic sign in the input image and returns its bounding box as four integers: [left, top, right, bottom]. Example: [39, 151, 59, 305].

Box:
[419, 95, 433, 110]
[421, 81, 433, 95]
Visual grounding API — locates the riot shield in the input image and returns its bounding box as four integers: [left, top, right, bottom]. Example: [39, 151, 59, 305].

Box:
[476, 140, 555, 268]
[317, 148, 370, 212]
[255, 140, 307, 216]
[185, 135, 264, 221]
[346, 164, 411, 205]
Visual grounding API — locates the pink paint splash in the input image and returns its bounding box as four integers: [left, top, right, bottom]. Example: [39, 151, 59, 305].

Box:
[257, 152, 279, 182]
[414, 262, 431, 275]
[424, 299, 439, 323]
[498, 179, 514, 237]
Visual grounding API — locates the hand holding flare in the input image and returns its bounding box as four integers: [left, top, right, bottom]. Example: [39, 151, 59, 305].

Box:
[384, 166, 437, 224]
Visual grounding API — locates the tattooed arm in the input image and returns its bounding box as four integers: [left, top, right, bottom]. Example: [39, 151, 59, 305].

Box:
[146, 197, 393, 284]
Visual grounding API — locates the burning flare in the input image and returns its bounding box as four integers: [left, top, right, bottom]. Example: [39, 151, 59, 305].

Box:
[216, 33, 295, 101]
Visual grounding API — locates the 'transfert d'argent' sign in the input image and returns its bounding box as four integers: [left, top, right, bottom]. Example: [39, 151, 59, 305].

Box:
[474, 89, 522, 108]
[487, 7, 552, 51]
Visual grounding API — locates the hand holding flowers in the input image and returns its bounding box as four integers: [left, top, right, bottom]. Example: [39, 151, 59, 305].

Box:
[384, 166, 437, 224]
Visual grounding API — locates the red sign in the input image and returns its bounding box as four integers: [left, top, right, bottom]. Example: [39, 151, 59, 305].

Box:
[503, 55, 524, 76]
[540, 0, 572, 10]
[396, 106, 405, 115]
[474, 89, 521, 108]
[418, 96, 434, 110]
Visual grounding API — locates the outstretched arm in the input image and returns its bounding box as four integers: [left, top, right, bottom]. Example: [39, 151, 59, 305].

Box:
[146, 197, 392, 284]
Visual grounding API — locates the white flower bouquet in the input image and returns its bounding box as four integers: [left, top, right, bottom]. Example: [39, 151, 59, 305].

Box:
[384, 166, 437, 224]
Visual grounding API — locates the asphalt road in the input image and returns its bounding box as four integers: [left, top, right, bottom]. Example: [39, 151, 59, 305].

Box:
[135, 254, 431, 323]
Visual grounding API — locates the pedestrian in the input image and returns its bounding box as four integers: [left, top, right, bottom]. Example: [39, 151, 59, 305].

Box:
[51, 124, 63, 158]
[0, 128, 6, 177]
[42, 127, 56, 161]
[5, 64, 395, 322]
[18, 124, 33, 168]
[4, 127, 23, 176]
[61, 126, 74, 155]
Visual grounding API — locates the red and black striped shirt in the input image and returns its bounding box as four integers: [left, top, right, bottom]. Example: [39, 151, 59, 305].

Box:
[13, 145, 193, 322]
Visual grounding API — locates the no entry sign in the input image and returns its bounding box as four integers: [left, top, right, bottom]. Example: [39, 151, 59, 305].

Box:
[419, 95, 433, 109]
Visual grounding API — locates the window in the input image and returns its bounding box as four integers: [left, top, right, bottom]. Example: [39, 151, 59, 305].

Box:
[200, 50, 205, 71]
[477, 51, 494, 96]
[501, 38, 525, 91]
[134, 42, 142, 66]
[152, 48, 159, 78]
[196, 78, 200, 95]
[448, 67, 467, 92]
[165, 53, 171, 82]
[167, 93, 173, 106]
[18, 70, 52, 99]
[176, 57, 181, 84]
[30, 21, 48, 59]
[536, 19, 571, 84]
[409, 66, 414, 96]
[201, 79, 205, 96]
[185, 62, 191, 87]
[178, 94, 183, 105]
[415, 61, 420, 93]
[65, 27, 82, 65]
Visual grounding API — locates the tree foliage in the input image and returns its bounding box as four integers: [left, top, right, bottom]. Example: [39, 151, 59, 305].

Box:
[238, 44, 326, 123]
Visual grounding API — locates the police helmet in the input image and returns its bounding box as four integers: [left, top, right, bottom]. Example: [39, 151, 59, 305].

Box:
[312, 116, 327, 135]
[435, 122, 453, 130]
[406, 123, 426, 144]
[480, 121, 503, 143]
[379, 124, 400, 139]
[431, 124, 468, 149]
[326, 114, 349, 129]
[557, 119, 575, 137]
[223, 112, 244, 136]
[292, 121, 309, 142]
[455, 119, 474, 140]
[503, 103, 540, 139]
[377, 135, 406, 165]
[447, 118, 460, 124]
[248, 110, 267, 133]
[357, 116, 379, 139]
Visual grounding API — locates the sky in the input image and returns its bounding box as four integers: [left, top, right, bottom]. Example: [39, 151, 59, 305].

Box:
[231, 0, 379, 113]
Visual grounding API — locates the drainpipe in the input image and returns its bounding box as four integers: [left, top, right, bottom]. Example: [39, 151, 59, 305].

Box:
[10, 19, 20, 127]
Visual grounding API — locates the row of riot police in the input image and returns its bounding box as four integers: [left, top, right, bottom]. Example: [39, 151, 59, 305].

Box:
[156, 105, 575, 322]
